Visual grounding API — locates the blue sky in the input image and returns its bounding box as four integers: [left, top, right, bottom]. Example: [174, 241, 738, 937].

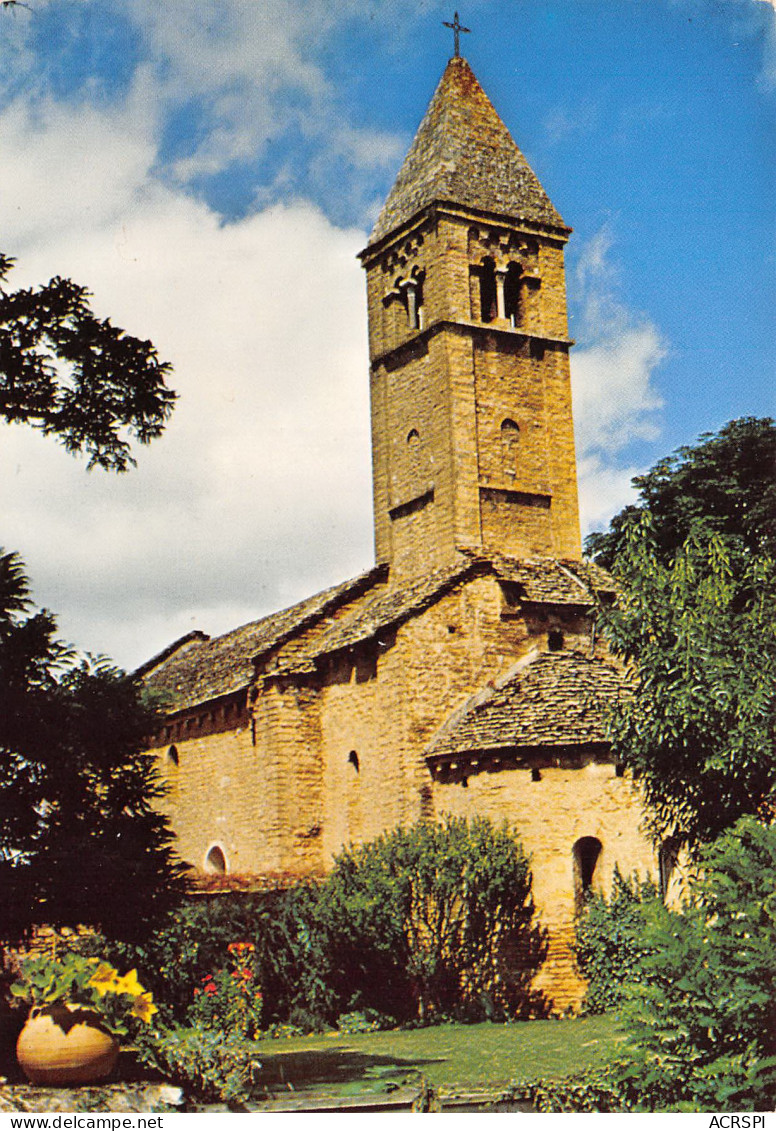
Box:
[0, 0, 773, 668]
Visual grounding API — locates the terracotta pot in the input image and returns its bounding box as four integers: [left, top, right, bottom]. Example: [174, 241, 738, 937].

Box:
[16, 1004, 119, 1086]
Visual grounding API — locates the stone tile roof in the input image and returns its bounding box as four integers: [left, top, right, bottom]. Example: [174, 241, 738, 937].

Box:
[142, 555, 615, 713]
[142, 566, 385, 713]
[271, 558, 476, 674]
[367, 56, 566, 248]
[491, 555, 616, 604]
[425, 650, 624, 761]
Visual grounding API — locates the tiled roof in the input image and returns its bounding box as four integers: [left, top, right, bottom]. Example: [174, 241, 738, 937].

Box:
[490, 555, 616, 605]
[271, 557, 477, 674]
[142, 566, 385, 713]
[367, 57, 566, 248]
[425, 650, 624, 760]
[141, 555, 615, 714]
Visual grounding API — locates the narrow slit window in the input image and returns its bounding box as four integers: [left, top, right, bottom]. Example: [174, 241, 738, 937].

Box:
[500, 418, 519, 477]
[480, 257, 497, 322]
[504, 262, 522, 327]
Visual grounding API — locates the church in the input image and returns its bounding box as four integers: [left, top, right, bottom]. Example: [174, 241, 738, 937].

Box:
[140, 53, 658, 1009]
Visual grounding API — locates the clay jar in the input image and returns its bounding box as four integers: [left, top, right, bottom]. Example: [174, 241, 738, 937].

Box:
[16, 1004, 119, 1086]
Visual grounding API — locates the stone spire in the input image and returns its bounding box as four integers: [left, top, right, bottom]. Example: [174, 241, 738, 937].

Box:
[368, 56, 566, 248]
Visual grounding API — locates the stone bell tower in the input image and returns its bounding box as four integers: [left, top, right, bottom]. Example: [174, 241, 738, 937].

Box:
[358, 56, 582, 579]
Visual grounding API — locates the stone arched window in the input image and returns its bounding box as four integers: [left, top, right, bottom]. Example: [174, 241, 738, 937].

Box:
[479, 256, 497, 323]
[397, 269, 425, 331]
[500, 418, 519, 477]
[166, 744, 179, 767]
[348, 749, 360, 773]
[573, 836, 602, 913]
[204, 844, 227, 874]
[504, 262, 522, 327]
[407, 428, 422, 485]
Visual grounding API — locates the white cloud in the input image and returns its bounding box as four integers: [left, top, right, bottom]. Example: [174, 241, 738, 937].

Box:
[570, 226, 667, 537]
[0, 89, 374, 669]
[120, 0, 404, 197]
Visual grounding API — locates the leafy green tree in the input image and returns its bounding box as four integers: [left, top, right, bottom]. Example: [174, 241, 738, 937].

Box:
[586, 417, 776, 569]
[0, 549, 187, 943]
[0, 253, 175, 471]
[600, 516, 775, 849]
[588, 420, 776, 850]
[0, 246, 179, 941]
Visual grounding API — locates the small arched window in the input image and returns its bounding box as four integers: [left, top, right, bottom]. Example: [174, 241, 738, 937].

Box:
[504, 262, 522, 327]
[573, 836, 602, 913]
[479, 257, 497, 322]
[204, 845, 227, 874]
[500, 418, 519, 477]
[348, 750, 360, 773]
[407, 429, 421, 484]
[166, 745, 179, 767]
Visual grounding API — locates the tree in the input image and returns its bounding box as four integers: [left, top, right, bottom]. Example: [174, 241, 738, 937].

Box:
[0, 234, 181, 940]
[0, 253, 175, 471]
[0, 549, 187, 944]
[588, 420, 776, 850]
[586, 417, 776, 569]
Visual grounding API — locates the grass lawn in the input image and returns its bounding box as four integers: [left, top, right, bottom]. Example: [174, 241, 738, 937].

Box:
[251, 1015, 623, 1100]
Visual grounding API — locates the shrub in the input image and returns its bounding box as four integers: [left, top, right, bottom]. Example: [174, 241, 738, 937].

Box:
[575, 868, 660, 1013]
[317, 815, 547, 1023]
[530, 818, 776, 1111]
[84, 818, 546, 1032]
[505, 1066, 634, 1113]
[616, 817, 776, 1111]
[135, 1026, 263, 1106]
[188, 941, 263, 1039]
[78, 893, 278, 1027]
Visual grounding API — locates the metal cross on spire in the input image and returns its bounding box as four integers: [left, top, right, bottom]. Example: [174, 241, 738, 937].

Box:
[443, 11, 470, 57]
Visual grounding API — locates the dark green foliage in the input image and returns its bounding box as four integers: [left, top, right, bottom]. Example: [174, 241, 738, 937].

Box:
[135, 1025, 263, 1105]
[586, 417, 776, 569]
[586, 419, 776, 849]
[575, 869, 660, 1014]
[312, 816, 547, 1023]
[598, 516, 776, 849]
[78, 894, 275, 1026]
[0, 253, 175, 471]
[0, 549, 187, 944]
[90, 817, 545, 1033]
[615, 817, 776, 1111]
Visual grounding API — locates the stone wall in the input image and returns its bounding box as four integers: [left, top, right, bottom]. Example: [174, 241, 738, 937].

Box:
[434, 763, 656, 1011]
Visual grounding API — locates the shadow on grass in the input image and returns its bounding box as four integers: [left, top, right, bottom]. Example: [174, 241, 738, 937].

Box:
[257, 1046, 442, 1095]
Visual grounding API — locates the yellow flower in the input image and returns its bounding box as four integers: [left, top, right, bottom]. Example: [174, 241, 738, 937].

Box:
[113, 969, 145, 998]
[131, 992, 158, 1023]
[88, 963, 120, 996]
